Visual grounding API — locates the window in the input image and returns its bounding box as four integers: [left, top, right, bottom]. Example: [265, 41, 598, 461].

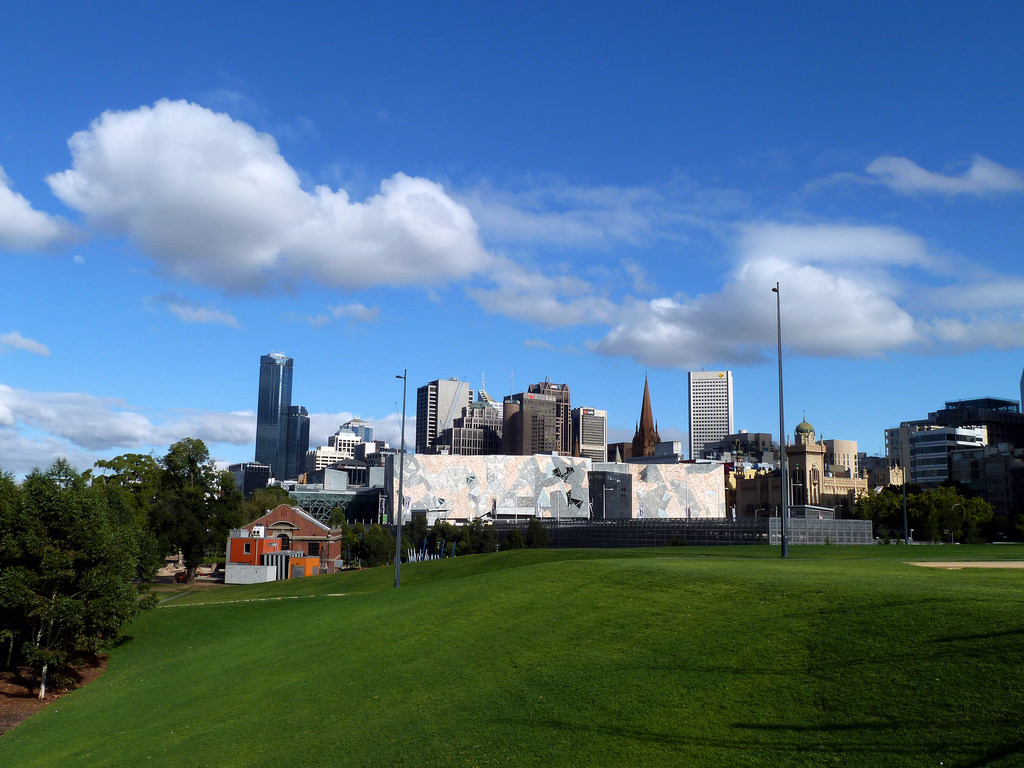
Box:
[308, 541, 321, 557]
[243, 541, 251, 555]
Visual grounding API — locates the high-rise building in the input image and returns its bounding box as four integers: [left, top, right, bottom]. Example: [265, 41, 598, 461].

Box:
[436, 399, 504, 456]
[256, 353, 294, 478]
[572, 407, 607, 462]
[631, 376, 661, 458]
[255, 353, 309, 480]
[910, 425, 987, 488]
[688, 371, 734, 460]
[282, 405, 310, 480]
[503, 391, 557, 455]
[527, 379, 571, 454]
[228, 461, 270, 499]
[415, 378, 473, 454]
[343, 418, 373, 443]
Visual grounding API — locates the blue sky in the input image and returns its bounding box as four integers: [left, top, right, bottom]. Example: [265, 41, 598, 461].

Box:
[2, 2, 1024, 476]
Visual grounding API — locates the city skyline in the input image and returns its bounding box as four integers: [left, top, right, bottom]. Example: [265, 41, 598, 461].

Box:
[2, 3, 1024, 476]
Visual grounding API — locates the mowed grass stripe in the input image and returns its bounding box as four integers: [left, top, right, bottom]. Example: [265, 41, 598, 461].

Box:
[1, 546, 1022, 767]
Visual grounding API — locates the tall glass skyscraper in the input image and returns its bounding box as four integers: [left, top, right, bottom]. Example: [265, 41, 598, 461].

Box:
[256, 353, 297, 479]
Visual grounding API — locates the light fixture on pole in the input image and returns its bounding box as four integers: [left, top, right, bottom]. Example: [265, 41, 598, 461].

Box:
[772, 282, 789, 558]
[393, 369, 408, 589]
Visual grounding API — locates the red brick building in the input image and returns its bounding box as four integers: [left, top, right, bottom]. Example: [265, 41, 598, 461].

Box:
[244, 504, 346, 574]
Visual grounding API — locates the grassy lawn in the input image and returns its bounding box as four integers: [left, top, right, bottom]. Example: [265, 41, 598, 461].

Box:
[2, 545, 1022, 766]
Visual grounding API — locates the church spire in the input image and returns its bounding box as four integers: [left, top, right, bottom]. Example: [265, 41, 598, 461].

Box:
[631, 375, 661, 457]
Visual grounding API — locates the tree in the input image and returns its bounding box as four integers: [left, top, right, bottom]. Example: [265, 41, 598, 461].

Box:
[93, 453, 163, 584]
[0, 460, 143, 697]
[358, 524, 395, 567]
[526, 517, 551, 548]
[502, 526, 525, 550]
[907, 485, 993, 543]
[855, 485, 905, 536]
[151, 438, 242, 583]
[242, 485, 292, 523]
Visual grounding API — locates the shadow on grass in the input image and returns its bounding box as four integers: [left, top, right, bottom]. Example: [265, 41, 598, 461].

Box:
[932, 628, 1024, 643]
[963, 738, 1024, 767]
[500, 714, 948, 760]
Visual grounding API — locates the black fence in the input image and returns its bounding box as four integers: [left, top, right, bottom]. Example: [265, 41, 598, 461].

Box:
[493, 518, 769, 548]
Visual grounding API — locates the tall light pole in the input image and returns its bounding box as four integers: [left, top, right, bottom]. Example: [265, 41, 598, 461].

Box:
[393, 369, 408, 589]
[772, 283, 789, 558]
[902, 462, 909, 545]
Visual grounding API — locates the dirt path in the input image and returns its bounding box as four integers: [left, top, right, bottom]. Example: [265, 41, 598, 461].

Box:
[0, 657, 106, 736]
[909, 561, 1024, 569]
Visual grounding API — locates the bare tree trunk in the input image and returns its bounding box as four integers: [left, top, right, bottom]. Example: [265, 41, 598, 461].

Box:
[5, 632, 14, 669]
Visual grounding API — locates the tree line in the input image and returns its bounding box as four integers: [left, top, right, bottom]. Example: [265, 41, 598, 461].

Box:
[0, 438, 255, 697]
[855, 483, 996, 542]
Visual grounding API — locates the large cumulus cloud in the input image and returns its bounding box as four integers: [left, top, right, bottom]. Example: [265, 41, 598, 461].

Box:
[46, 99, 490, 290]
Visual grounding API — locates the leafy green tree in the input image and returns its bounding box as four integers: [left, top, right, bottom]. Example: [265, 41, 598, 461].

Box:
[93, 453, 163, 584]
[151, 439, 242, 583]
[242, 486, 292, 523]
[0, 460, 143, 697]
[503, 526, 525, 550]
[907, 485, 993, 543]
[358, 523, 395, 567]
[855, 485, 905, 535]
[526, 517, 551, 548]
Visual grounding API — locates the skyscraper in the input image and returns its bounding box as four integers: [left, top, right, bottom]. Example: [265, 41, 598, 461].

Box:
[503, 391, 558, 455]
[415, 378, 474, 454]
[282, 405, 310, 480]
[527, 379, 572, 455]
[255, 353, 309, 480]
[572, 407, 607, 462]
[688, 371, 734, 460]
[256, 353, 293, 477]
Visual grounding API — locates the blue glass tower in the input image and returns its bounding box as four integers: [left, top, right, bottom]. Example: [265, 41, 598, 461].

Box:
[255, 353, 294, 478]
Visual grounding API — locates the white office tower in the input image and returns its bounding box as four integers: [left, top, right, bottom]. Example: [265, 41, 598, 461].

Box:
[688, 371, 734, 460]
[415, 378, 474, 454]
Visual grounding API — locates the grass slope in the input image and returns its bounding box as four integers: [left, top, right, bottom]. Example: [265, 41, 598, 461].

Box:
[2, 546, 1023, 767]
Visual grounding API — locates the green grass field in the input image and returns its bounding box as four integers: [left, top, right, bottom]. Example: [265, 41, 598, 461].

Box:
[2, 545, 1023, 767]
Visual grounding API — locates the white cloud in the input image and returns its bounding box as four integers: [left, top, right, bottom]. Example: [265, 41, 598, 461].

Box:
[593, 222, 925, 367]
[46, 99, 491, 290]
[523, 338, 555, 350]
[307, 302, 380, 326]
[0, 384, 254, 453]
[150, 293, 241, 328]
[0, 331, 51, 356]
[866, 155, 1024, 196]
[467, 257, 619, 327]
[0, 166, 77, 250]
[461, 175, 742, 250]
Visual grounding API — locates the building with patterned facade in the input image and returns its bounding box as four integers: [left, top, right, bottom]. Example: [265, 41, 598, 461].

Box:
[389, 453, 726, 524]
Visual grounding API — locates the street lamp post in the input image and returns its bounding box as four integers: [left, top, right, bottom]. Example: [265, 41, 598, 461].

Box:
[902, 463, 909, 545]
[772, 282, 789, 558]
[393, 369, 408, 589]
